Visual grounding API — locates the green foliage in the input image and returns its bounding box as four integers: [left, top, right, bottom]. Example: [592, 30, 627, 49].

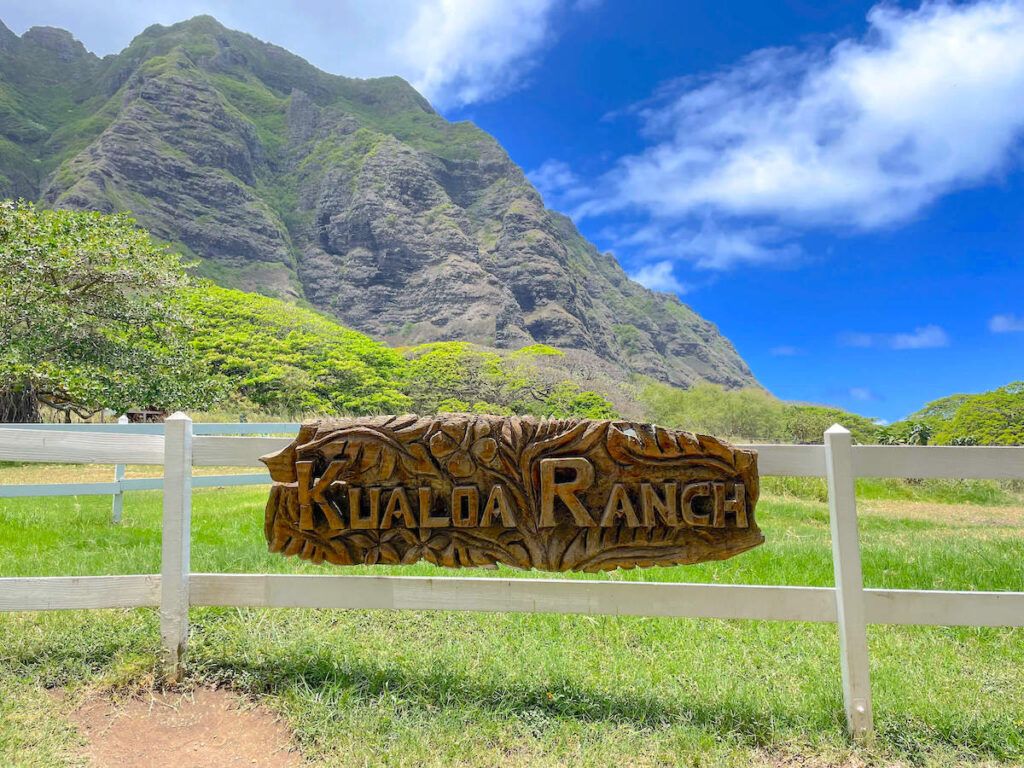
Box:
[540, 383, 618, 419]
[402, 341, 616, 419]
[936, 382, 1024, 445]
[641, 381, 785, 441]
[886, 382, 1024, 445]
[783, 404, 880, 445]
[612, 323, 644, 355]
[640, 379, 879, 443]
[876, 420, 934, 446]
[183, 283, 410, 417]
[0, 200, 219, 420]
[509, 343, 564, 359]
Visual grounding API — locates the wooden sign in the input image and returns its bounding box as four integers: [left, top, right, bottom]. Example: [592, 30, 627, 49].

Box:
[261, 415, 762, 572]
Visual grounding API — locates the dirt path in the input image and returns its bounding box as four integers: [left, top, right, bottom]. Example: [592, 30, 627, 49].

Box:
[69, 687, 303, 768]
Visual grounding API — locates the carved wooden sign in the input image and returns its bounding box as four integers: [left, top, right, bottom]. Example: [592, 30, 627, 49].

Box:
[261, 415, 762, 572]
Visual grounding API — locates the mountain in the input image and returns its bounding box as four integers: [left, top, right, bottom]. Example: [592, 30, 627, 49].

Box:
[0, 15, 757, 390]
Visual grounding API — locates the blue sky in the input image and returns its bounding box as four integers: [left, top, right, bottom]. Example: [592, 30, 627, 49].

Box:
[4, 0, 1023, 421]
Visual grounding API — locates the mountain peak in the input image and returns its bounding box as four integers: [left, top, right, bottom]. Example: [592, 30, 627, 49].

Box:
[0, 15, 757, 392]
[20, 25, 91, 61]
[144, 15, 229, 38]
[0, 20, 17, 51]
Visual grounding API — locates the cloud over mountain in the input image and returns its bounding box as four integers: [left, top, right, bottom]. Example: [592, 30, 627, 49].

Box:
[3, 0, 587, 108]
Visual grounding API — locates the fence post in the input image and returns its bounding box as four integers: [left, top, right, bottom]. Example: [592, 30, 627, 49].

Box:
[824, 424, 873, 741]
[160, 412, 192, 681]
[111, 414, 128, 524]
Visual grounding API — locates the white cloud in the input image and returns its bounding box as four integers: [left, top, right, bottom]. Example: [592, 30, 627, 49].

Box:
[989, 312, 1024, 332]
[770, 345, 803, 356]
[528, 159, 587, 206]
[839, 324, 950, 349]
[599, 219, 800, 269]
[629, 260, 687, 294]
[397, 0, 567, 107]
[6, 0, 588, 108]
[890, 325, 950, 349]
[580, 0, 1024, 269]
[849, 387, 876, 401]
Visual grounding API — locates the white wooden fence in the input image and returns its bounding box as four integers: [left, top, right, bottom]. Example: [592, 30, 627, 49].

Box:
[1, 414, 1022, 742]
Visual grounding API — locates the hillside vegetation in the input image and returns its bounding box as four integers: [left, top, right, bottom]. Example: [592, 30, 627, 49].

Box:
[187, 284, 617, 420]
[639, 379, 880, 444]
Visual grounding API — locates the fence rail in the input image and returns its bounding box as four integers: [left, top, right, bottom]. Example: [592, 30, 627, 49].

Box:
[1, 416, 1022, 742]
[0, 421, 288, 502]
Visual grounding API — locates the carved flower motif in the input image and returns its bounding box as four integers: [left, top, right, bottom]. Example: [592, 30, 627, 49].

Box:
[385, 528, 452, 565]
[428, 421, 499, 479]
[342, 531, 400, 566]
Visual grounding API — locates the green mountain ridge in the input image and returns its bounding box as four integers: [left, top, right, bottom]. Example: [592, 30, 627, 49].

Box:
[0, 15, 757, 391]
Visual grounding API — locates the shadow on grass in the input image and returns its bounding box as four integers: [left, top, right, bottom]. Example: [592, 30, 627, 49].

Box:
[187, 644, 1020, 761]
[191, 645, 836, 745]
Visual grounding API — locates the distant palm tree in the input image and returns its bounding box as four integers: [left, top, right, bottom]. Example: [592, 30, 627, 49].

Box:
[907, 422, 933, 446]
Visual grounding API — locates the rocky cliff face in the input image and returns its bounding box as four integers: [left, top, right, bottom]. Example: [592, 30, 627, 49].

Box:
[0, 15, 757, 389]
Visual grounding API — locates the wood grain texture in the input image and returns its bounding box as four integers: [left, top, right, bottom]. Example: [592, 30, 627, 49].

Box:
[261, 415, 762, 572]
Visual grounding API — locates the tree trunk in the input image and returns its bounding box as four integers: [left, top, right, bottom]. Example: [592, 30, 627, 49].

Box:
[0, 386, 42, 423]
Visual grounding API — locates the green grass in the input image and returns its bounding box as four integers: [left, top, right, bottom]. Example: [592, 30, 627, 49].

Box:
[1, 486, 1022, 766]
[762, 476, 1022, 506]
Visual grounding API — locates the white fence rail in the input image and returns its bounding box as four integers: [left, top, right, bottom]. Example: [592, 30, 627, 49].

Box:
[0, 421, 289, 511]
[1, 416, 1022, 742]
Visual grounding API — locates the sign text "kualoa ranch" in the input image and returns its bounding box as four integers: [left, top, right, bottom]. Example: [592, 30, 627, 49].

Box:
[262, 415, 762, 572]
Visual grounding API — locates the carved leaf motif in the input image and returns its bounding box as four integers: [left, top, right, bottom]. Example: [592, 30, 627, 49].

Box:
[604, 423, 739, 477]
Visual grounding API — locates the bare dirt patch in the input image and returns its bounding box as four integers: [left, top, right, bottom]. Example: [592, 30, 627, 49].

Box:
[860, 499, 1024, 527]
[69, 687, 303, 768]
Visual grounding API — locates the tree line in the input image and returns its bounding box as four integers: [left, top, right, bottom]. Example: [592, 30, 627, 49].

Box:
[3, 200, 1020, 445]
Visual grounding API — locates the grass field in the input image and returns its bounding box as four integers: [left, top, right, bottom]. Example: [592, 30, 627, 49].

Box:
[1, 476, 1022, 767]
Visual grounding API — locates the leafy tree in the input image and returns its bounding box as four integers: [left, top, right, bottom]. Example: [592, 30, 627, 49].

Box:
[937, 382, 1024, 445]
[640, 379, 879, 443]
[0, 200, 220, 421]
[641, 380, 786, 441]
[540, 383, 617, 419]
[184, 284, 411, 417]
[908, 393, 972, 428]
[907, 421, 933, 446]
[876, 420, 933, 445]
[403, 341, 617, 418]
[782, 404, 879, 445]
[886, 382, 1024, 446]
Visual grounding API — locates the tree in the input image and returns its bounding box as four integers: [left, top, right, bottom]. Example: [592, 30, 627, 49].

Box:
[938, 382, 1024, 445]
[539, 383, 617, 419]
[876, 420, 932, 446]
[907, 421, 933, 446]
[885, 382, 1024, 446]
[640, 378, 879, 443]
[0, 201, 220, 421]
[640, 380, 786, 441]
[402, 342, 617, 418]
[782, 404, 879, 445]
[183, 283, 411, 417]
